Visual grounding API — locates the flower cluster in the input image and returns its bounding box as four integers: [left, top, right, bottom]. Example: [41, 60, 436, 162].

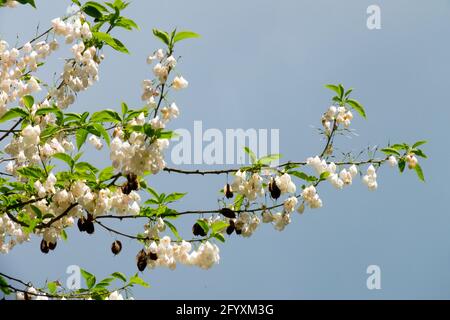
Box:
[110, 126, 170, 176]
[231, 171, 265, 201]
[144, 236, 220, 270]
[301, 185, 323, 209]
[362, 165, 378, 191]
[307, 156, 358, 189]
[232, 212, 261, 237]
[48, 12, 102, 109]
[0, 213, 29, 254]
[0, 38, 60, 116]
[322, 105, 353, 133]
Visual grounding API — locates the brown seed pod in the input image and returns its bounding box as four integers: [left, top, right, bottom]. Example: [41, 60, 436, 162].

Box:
[77, 217, 86, 232]
[86, 213, 94, 222]
[149, 252, 158, 261]
[235, 227, 242, 235]
[48, 241, 57, 251]
[226, 220, 235, 235]
[111, 240, 122, 255]
[122, 173, 139, 195]
[84, 221, 95, 234]
[136, 249, 147, 271]
[192, 222, 207, 237]
[220, 208, 236, 219]
[268, 178, 281, 200]
[40, 239, 49, 254]
[224, 183, 234, 199]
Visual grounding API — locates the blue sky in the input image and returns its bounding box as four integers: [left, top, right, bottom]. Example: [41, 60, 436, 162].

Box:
[1, 0, 450, 299]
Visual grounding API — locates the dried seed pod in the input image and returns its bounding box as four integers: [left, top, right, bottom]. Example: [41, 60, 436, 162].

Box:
[77, 217, 86, 232]
[86, 213, 94, 222]
[48, 241, 57, 251]
[149, 252, 158, 261]
[226, 220, 235, 235]
[40, 239, 49, 254]
[269, 178, 281, 200]
[111, 240, 122, 255]
[84, 221, 95, 234]
[136, 249, 147, 271]
[192, 222, 207, 237]
[224, 183, 234, 199]
[122, 173, 139, 195]
[220, 208, 236, 219]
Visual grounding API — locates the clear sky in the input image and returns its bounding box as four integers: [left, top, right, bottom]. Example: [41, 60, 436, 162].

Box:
[1, 0, 450, 299]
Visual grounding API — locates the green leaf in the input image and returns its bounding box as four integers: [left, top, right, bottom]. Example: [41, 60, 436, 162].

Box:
[213, 233, 226, 243]
[17, 166, 45, 179]
[258, 154, 282, 165]
[93, 32, 129, 54]
[80, 269, 96, 289]
[164, 220, 181, 241]
[398, 159, 406, 173]
[173, 30, 200, 43]
[95, 277, 114, 288]
[0, 275, 11, 295]
[82, 3, 103, 18]
[98, 166, 115, 181]
[319, 171, 331, 180]
[30, 205, 42, 219]
[244, 146, 257, 164]
[146, 187, 159, 199]
[35, 106, 61, 117]
[90, 109, 122, 123]
[76, 128, 89, 150]
[196, 219, 209, 234]
[152, 28, 170, 46]
[324, 84, 341, 97]
[163, 192, 186, 204]
[288, 170, 317, 182]
[346, 99, 367, 119]
[211, 220, 229, 234]
[111, 272, 127, 282]
[92, 123, 111, 146]
[412, 140, 427, 149]
[115, 17, 139, 30]
[47, 281, 57, 294]
[75, 162, 99, 174]
[121, 102, 128, 116]
[411, 149, 427, 159]
[61, 229, 68, 241]
[84, 1, 108, 12]
[53, 153, 74, 168]
[16, 0, 36, 8]
[0, 107, 28, 123]
[390, 144, 407, 151]
[414, 164, 425, 182]
[381, 147, 401, 156]
[129, 273, 149, 287]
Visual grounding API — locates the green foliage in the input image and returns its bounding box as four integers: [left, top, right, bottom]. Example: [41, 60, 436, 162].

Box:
[325, 84, 367, 119]
[80, 269, 96, 289]
[129, 273, 149, 287]
[0, 0, 35, 8]
[152, 28, 200, 53]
